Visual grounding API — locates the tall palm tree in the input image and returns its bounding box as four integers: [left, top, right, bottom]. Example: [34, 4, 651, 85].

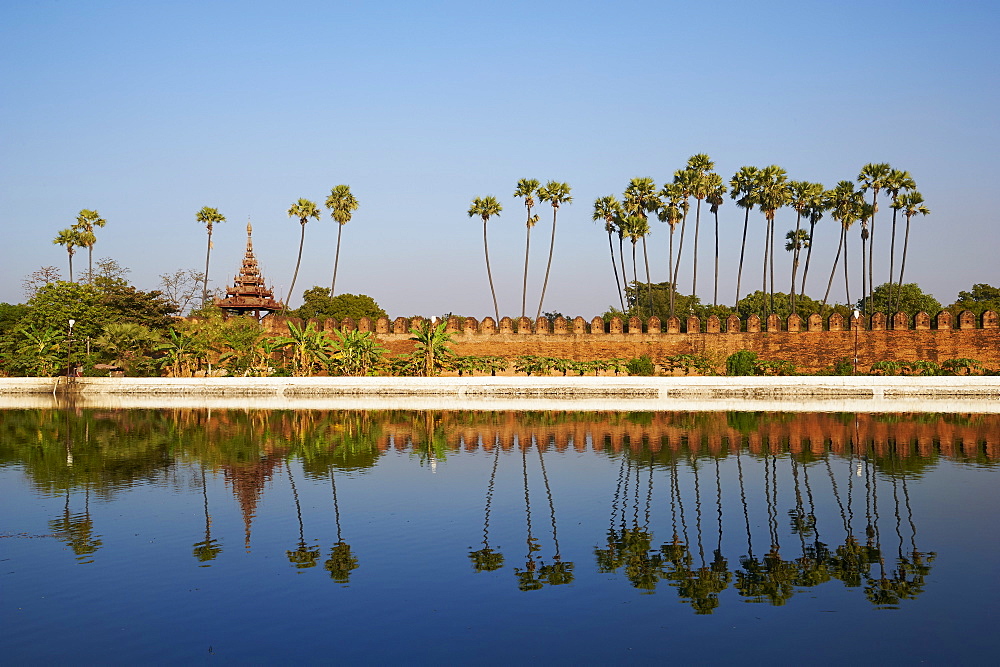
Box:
[799, 185, 829, 299]
[622, 214, 653, 315]
[857, 163, 891, 310]
[325, 185, 359, 297]
[729, 166, 761, 305]
[883, 169, 915, 315]
[515, 179, 541, 318]
[658, 182, 685, 318]
[52, 228, 83, 283]
[285, 198, 321, 306]
[535, 181, 572, 320]
[670, 169, 695, 313]
[893, 191, 930, 313]
[468, 196, 503, 322]
[787, 182, 822, 310]
[685, 154, 716, 298]
[195, 206, 226, 309]
[593, 195, 626, 312]
[822, 181, 865, 308]
[622, 177, 661, 314]
[785, 229, 810, 309]
[72, 209, 106, 284]
[756, 166, 790, 313]
[705, 174, 726, 307]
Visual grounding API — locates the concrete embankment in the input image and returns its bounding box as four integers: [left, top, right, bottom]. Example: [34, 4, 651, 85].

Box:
[1, 376, 998, 412]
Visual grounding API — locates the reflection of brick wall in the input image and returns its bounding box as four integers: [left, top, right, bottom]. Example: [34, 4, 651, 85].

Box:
[247, 311, 1000, 373]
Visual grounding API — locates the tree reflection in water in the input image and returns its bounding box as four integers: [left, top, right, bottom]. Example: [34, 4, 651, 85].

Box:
[469, 434, 504, 572]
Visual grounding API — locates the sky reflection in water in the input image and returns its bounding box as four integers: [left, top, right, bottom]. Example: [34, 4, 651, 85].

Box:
[2, 409, 998, 664]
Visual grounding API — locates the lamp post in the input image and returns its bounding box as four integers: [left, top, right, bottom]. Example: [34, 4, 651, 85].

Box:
[852, 309, 860, 375]
[67, 319, 76, 380]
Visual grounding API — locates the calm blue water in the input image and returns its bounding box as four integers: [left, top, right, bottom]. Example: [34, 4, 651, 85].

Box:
[1, 409, 998, 664]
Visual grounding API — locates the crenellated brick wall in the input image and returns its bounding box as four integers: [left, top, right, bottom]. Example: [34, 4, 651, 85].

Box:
[252, 311, 1000, 373]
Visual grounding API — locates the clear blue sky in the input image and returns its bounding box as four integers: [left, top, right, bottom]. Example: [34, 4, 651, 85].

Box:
[2, 0, 997, 317]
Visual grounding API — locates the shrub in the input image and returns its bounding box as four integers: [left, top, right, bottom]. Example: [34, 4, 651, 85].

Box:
[726, 350, 759, 376]
[626, 355, 656, 376]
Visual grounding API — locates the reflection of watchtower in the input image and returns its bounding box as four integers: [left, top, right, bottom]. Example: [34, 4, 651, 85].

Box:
[215, 221, 284, 319]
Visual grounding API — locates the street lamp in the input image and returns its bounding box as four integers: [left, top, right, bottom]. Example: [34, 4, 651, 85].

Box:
[852, 309, 860, 375]
[67, 319, 76, 380]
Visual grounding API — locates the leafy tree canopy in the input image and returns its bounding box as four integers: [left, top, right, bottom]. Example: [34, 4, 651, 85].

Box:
[0, 303, 29, 337]
[949, 283, 1000, 316]
[293, 287, 387, 322]
[858, 283, 941, 316]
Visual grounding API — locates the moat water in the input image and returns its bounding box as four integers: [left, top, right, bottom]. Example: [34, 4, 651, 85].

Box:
[2, 409, 998, 664]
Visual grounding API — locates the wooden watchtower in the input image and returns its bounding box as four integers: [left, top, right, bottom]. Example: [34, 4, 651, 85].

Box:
[215, 221, 284, 319]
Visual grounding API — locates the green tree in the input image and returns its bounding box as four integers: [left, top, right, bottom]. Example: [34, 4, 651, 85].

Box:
[755, 165, 790, 313]
[467, 196, 503, 322]
[535, 181, 573, 319]
[823, 181, 865, 308]
[286, 198, 322, 307]
[784, 228, 810, 310]
[195, 206, 226, 309]
[514, 179, 541, 319]
[684, 154, 716, 298]
[658, 182, 686, 318]
[882, 170, 915, 311]
[858, 283, 941, 317]
[275, 320, 335, 377]
[858, 163, 892, 308]
[623, 177, 661, 315]
[293, 287, 387, 322]
[799, 184, 829, 299]
[52, 228, 84, 283]
[325, 185, 359, 297]
[729, 166, 761, 305]
[787, 181, 824, 310]
[330, 329, 386, 376]
[949, 284, 1000, 317]
[705, 174, 726, 307]
[72, 209, 106, 284]
[95, 322, 163, 376]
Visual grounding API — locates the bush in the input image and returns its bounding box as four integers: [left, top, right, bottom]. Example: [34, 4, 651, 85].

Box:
[626, 355, 656, 376]
[726, 350, 759, 376]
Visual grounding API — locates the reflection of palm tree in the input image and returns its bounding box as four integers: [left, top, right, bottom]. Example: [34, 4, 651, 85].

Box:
[286, 464, 320, 569]
[324, 468, 358, 583]
[514, 436, 543, 591]
[192, 465, 222, 564]
[469, 436, 504, 572]
[50, 485, 102, 564]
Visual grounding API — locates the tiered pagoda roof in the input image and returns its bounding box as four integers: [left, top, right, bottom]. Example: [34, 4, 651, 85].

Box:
[215, 221, 284, 319]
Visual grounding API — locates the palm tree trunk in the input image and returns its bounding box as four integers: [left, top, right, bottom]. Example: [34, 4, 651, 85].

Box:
[735, 207, 750, 306]
[608, 230, 626, 313]
[790, 212, 802, 311]
[522, 212, 532, 318]
[800, 218, 817, 299]
[769, 215, 776, 314]
[330, 223, 343, 296]
[822, 230, 844, 308]
[631, 241, 638, 307]
[861, 228, 868, 314]
[88, 246, 94, 285]
[843, 228, 851, 308]
[672, 212, 688, 311]
[668, 228, 677, 318]
[713, 209, 720, 307]
[536, 208, 558, 320]
[888, 207, 899, 319]
[286, 221, 307, 307]
[642, 237, 653, 317]
[869, 193, 877, 311]
[203, 227, 213, 308]
[692, 199, 701, 296]
[761, 216, 769, 305]
[483, 221, 500, 322]
[895, 216, 912, 314]
[618, 234, 628, 310]
[67, 250, 74, 283]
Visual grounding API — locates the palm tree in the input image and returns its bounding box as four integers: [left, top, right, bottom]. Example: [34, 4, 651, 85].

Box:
[822, 181, 865, 308]
[883, 169, 915, 315]
[799, 185, 829, 299]
[286, 198, 321, 306]
[787, 182, 822, 310]
[785, 229, 810, 310]
[756, 166, 790, 313]
[52, 228, 83, 282]
[593, 195, 626, 312]
[857, 163, 892, 310]
[670, 169, 695, 313]
[622, 215, 653, 315]
[72, 209, 106, 283]
[730, 166, 761, 305]
[325, 185, 359, 297]
[685, 154, 716, 298]
[514, 179, 541, 318]
[893, 191, 930, 313]
[705, 174, 726, 307]
[658, 182, 685, 318]
[622, 178, 661, 315]
[468, 195, 503, 322]
[195, 206, 226, 309]
[535, 181, 572, 320]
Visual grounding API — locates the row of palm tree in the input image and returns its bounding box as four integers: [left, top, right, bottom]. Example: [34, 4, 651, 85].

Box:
[470, 180, 573, 323]
[587, 158, 931, 320]
[52, 209, 106, 284]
